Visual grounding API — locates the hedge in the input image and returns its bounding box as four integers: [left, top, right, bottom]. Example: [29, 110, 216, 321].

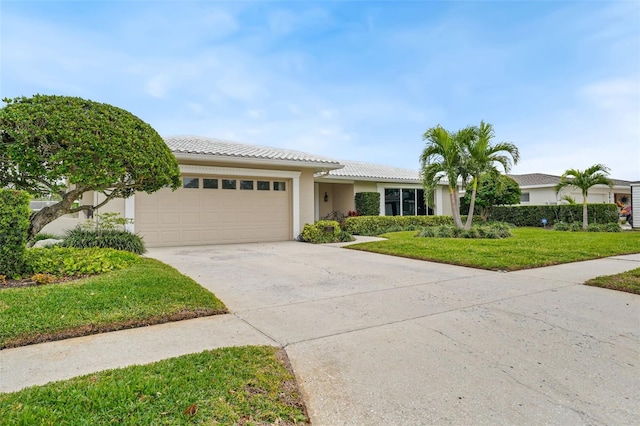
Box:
[355, 192, 381, 216]
[0, 189, 31, 277]
[342, 215, 454, 236]
[489, 204, 619, 226]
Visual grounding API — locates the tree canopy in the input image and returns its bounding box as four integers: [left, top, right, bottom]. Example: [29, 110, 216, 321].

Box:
[461, 173, 521, 221]
[420, 121, 519, 229]
[0, 94, 181, 239]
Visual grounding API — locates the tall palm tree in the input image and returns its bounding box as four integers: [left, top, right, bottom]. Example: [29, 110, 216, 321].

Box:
[462, 121, 520, 229]
[420, 125, 475, 229]
[555, 164, 612, 229]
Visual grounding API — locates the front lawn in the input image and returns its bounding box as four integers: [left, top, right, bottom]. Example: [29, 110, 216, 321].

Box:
[348, 227, 640, 271]
[0, 257, 227, 349]
[0, 346, 309, 425]
[585, 268, 640, 295]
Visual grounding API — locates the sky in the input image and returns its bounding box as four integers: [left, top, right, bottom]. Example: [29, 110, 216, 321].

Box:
[1, 0, 639, 181]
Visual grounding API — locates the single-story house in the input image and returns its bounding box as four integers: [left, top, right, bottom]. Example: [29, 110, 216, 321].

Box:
[40, 136, 634, 246]
[507, 173, 632, 208]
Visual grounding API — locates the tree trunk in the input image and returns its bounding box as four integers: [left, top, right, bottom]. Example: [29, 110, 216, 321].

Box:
[27, 191, 82, 241]
[582, 197, 588, 230]
[449, 186, 463, 229]
[464, 177, 478, 230]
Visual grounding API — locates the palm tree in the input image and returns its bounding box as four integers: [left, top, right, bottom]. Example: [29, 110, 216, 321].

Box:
[462, 121, 520, 229]
[555, 164, 612, 229]
[420, 125, 475, 229]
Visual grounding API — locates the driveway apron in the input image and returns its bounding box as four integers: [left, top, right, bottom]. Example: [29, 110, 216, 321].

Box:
[147, 242, 640, 425]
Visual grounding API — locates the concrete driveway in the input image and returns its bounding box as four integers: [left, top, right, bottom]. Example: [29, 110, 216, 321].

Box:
[147, 241, 640, 425]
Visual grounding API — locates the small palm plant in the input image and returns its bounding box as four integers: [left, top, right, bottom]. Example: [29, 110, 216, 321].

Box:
[555, 164, 613, 230]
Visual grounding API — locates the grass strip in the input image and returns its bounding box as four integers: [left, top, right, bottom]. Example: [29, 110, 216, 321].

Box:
[348, 227, 640, 271]
[0, 346, 309, 425]
[0, 258, 227, 349]
[585, 268, 640, 295]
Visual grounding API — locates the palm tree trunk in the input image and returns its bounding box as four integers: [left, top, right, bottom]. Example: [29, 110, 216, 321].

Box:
[464, 177, 478, 230]
[449, 186, 463, 229]
[582, 197, 588, 230]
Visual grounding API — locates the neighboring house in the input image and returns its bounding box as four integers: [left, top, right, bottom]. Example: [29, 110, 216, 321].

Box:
[507, 173, 632, 208]
[39, 136, 633, 246]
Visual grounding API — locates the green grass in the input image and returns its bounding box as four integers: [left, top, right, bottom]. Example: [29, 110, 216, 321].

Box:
[585, 268, 640, 295]
[0, 258, 227, 349]
[348, 227, 640, 271]
[0, 346, 309, 425]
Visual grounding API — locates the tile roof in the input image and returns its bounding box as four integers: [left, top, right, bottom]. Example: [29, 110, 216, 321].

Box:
[164, 135, 342, 167]
[327, 160, 421, 182]
[508, 173, 632, 187]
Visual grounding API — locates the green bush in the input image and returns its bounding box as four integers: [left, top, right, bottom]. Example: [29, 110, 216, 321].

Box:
[0, 190, 31, 278]
[24, 247, 140, 277]
[62, 228, 146, 254]
[299, 220, 354, 244]
[343, 215, 454, 236]
[586, 223, 605, 232]
[604, 223, 622, 232]
[568, 222, 583, 232]
[553, 222, 570, 231]
[354, 192, 381, 216]
[415, 223, 512, 239]
[490, 204, 618, 226]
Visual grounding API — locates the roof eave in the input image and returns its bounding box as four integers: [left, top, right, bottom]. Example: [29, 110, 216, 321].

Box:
[173, 152, 344, 171]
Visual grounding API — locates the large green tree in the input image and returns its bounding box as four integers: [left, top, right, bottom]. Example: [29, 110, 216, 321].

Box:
[420, 125, 475, 229]
[554, 164, 612, 229]
[461, 172, 521, 221]
[462, 121, 520, 229]
[0, 95, 181, 240]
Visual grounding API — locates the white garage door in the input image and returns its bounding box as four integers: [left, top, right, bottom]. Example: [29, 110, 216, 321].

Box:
[136, 176, 291, 247]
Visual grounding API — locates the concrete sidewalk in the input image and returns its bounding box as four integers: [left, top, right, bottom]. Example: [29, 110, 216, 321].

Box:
[1, 243, 639, 425]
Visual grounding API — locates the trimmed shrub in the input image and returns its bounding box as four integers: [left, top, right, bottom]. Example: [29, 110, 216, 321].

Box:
[24, 247, 140, 277]
[416, 223, 512, 239]
[299, 220, 354, 244]
[355, 192, 381, 216]
[490, 204, 618, 227]
[569, 222, 582, 232]
[343, 215, 454, 236]
[0, 189, 31, 278]
[62, 228, 146, 254]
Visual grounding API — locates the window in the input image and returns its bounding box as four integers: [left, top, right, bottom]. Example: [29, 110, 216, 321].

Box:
[222, 179, 236, 189]
[402, 189, 416, 216]
[274, 181, 286, 191]
[385, 189, 400, 216]
[240, 180, 254, 190]
[257, 181, 270, 191]
[520, 192, 530, 203]
[182, 177, 199, 189]
[385, 187, 428, 216]
[203, 178, 218, 189]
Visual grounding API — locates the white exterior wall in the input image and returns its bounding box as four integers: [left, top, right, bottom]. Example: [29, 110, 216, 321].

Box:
[632, 184, 640, 229]
[521, 185, 619, 206]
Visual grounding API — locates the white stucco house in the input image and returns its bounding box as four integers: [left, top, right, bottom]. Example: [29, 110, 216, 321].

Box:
[40, 136, 633, 246]
[507, 173, 632, 208]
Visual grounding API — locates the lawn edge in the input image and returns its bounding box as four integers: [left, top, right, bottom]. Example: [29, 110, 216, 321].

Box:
[1, 307, 228, 350]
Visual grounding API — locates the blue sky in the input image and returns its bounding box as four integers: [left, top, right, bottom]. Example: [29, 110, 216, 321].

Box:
[2, 0, 639, 180]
